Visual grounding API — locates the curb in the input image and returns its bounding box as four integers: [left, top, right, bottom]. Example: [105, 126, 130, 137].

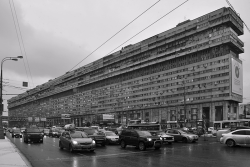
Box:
[6, 137, 33, 167]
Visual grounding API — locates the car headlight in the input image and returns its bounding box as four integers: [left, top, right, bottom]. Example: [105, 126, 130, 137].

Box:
[147, 138, 152, 141]
[160, 137, 163, 140]
[92, 140, 96, 144]
[72, 140, 78, 145]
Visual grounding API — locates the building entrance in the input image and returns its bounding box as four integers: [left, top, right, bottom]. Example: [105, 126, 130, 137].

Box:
[202, 107, 210, 129]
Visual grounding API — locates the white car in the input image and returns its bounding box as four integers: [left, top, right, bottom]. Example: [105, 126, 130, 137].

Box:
[104, 131, 119, 144]
[150, 131, 174, 144]
[220, 129, 250, 147]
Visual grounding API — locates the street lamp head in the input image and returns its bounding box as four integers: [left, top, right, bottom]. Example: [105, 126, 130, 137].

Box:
[11, 58, 18, 61]
[17, 56, 23, 59]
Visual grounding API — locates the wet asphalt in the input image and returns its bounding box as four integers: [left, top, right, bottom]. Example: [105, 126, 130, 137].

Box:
[6, 133, 250, 167]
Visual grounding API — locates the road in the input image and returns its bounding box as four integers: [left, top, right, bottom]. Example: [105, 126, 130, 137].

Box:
[6, 132, 250, 167]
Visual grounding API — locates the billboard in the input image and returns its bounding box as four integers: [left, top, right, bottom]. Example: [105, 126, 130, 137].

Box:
[231, 58, 243, 95]
[61, 114, 71, 119]
[34, 117, 40, 122]
[28, 117, 33, 122]
[239, 104, 250, 119]
[103, 114, 114, 121]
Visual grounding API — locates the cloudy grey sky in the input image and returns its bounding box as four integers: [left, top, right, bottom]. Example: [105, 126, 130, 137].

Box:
[1, 0, 250, 112]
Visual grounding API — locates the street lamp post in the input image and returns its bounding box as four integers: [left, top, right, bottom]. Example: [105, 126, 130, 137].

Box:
[0, 56, 23, 139]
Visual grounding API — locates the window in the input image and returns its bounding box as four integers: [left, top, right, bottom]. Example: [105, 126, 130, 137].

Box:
[232, 130, 246, 135]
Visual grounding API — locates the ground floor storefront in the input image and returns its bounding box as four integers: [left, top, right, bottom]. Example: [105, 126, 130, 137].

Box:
[8, 101, 240, 129]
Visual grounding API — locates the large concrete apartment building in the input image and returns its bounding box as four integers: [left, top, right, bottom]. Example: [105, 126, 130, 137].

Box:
[7, 7, 244, 129]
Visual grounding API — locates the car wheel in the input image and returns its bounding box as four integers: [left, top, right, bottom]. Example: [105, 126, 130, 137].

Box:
[226, 139, 235, 147]
[40, 140, 43, 143]
[106, 140, 110, 145]
[12, 135, 14, 138]
[120, 140, 126, 148]
[139, 142, 146, 151]
[101, 143, 106, 147]
[89, 150, 95, 152]
[59, 142, 63, 150]
[182, 138, 188, 143]
[69, 144, 74, 153]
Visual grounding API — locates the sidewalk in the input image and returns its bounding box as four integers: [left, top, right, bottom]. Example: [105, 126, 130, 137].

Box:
[0, 136, 32, 167]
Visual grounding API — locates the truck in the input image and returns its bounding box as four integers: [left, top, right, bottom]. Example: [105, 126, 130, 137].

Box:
[23, 127, 44, 143]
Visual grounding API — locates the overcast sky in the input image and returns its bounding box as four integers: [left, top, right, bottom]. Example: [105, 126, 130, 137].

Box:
[1, 0, 250, 112]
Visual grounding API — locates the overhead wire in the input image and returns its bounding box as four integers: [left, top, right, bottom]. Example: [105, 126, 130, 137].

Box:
[107, 0, 190, 55]
[69, 0, 161, 71]
[10, 0, 35, 87]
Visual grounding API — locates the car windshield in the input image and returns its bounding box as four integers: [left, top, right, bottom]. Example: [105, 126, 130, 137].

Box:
[157, 132, 166, 135]
[70, 131, 88, 138]
[137, 131, 151, 137]
[13, 129, 21, 133]
[105, 132, 116, 136]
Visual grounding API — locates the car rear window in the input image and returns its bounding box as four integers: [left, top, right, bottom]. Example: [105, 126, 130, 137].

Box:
[137, 131, 151, 137]
[84, 129, 98, 135]
[71, 131, 88, 138]
[26, 128, 42, 133]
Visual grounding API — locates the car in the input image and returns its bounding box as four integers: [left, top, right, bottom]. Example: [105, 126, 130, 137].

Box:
[104, 131, 119, 145]
[165, 129, 198, 143]
[23, 127, 44, 143]
[119, 129, 162, 151]
[12, 128, 22, 138]
[59, 130, 96, 152]
[81, 128, 106, 146]
[43, 128, 50, 136]
[149, 131, 174, 144]
[220, 129, 250, 147]
[216, 126, 250, 139]
[49, 127, 63, 137]
[20, 127, 26, 134]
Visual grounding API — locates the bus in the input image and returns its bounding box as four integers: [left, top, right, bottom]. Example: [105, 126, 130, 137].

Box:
[213, 119, 250, 130]
[127, 123, 161, 131]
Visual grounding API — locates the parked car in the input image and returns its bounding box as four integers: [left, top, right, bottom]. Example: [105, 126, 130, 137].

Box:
[119, 129, 162, 151]
[220, 129, 250, 147]
[59, 130, 95, 152]
[149, 131, 174, 144]
[104, 131, 119, 145]
[12, 128, 22, 138]
[82, 128, 106, 146]
[166, 129, 198, 143]
[23, 127, 44, 143]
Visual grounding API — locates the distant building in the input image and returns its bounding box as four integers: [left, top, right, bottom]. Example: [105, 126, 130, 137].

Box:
[7, 7, 244, 129]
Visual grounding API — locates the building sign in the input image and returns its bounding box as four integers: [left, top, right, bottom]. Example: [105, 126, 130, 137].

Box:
[61, 114, 71, 119]
[28, 117, 33, 122]
[40, 118, 47, 121]
[34, 117, 40, 122]
[231, 58, 243, 95]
